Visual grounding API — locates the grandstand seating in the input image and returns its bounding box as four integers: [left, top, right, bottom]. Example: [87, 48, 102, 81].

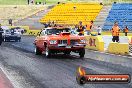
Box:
[40, 3, 102, 25]
[103, 3, 132, 31]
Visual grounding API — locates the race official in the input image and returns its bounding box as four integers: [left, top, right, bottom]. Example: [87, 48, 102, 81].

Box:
[0, 24, 3, 45]
[111, 22, 120, 42]
[97, 26, 102, 35]
[124, 26, 128, 36]
[78, 21, 85, 36]
[86, 20, 93, 35]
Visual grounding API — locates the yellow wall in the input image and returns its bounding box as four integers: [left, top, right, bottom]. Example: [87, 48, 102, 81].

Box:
[8, 26, 41, 36]
[27, 30, 41, 36]
[85, 35, 104, 51]
[9, 26, 30, 34]
[127, 36, 132, 43]
[108, 42, 129, 55]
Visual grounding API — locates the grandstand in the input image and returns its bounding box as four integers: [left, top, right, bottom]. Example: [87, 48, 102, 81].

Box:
[40, 3, 103, 25]
[1, 0, 132, 30]
[103, 3, 132, 31]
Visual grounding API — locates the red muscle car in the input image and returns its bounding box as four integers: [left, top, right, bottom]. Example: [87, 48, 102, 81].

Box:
[34, 27, 86, 58]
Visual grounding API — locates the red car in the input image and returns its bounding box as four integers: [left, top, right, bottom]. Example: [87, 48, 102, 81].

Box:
[34, 27, 86, 58]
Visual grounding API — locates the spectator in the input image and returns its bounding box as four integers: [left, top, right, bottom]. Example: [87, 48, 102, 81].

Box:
[78, 21, 85, 36]
[97, 26, 102, 35]
[0, 24, 3, 45]
[31, 0, 34, 4]
[86, 20, 93, 35]
[43, 2, 46, 5]
[74, 24, 78, 34]
[39, 2, 41, 4]
[51, 21, 55, 27]
[48, 21, 51, 27]
[123, 26, 128, 36]
[27, 0, 30, 4]
[8, 19, 13, 26]
[73, 6, 76, 10]
[43, 23, 48, 28]
[111, 22, 120, 42]
[21, 30, 24, 34]
[35, 2, 38, 5]
[54, 24, 57, 27]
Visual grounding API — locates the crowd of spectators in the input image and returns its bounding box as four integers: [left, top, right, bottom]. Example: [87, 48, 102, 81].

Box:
[43, 20, 129, 43]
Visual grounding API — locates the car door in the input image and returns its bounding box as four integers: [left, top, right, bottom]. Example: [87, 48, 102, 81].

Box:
[36, 29, 46, 50]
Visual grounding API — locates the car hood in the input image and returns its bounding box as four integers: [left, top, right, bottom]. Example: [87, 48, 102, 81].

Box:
[47, 34, 85, 40]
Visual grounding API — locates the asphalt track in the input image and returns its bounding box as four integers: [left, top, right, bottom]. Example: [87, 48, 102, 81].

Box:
[0, 35, 132, 88]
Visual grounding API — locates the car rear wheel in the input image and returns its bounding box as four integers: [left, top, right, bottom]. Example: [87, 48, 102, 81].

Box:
[79, 48, 85, 58]
[45, 47, 51, 58]
[35, 46, 42, 55]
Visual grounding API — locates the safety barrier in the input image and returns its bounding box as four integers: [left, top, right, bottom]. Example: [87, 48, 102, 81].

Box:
[8, 26, 41, 36]
[85, 35, 104, 51]
[129, 44, 132, 53]
[8, 26, 30, 34]
[28, 30, 41, 36]
[9, 26, 29, 30]
[108, 42, 129, 55]
[127, 36, 132, 43]
[128, 36, 132, 53]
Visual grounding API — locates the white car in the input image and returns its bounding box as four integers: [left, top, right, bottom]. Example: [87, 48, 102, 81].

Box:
[2, 29, 21, 42]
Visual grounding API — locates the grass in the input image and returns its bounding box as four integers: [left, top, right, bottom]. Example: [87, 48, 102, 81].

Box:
[0, 5, 46, 25]
[0, 0, 132, 5]
[0, 0, 27, 5]
[0, 0, 68, 5]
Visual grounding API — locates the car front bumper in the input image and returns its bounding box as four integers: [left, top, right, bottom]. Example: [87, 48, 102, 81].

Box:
[4, 36, 21, 40]
[49, 44, 86, 50]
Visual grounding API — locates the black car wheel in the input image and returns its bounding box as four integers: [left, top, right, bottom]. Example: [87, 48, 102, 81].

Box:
[35, 46, 42, 55]
[79, 48, 85, 58]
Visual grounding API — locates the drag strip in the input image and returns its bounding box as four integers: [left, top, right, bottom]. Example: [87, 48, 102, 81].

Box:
[0, 35, 132, 88]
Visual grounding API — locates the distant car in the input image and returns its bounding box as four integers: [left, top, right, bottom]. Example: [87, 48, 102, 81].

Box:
[34, 27, 86, 58]
[12, 27, 25, 34]
[2, 29, 21, 42]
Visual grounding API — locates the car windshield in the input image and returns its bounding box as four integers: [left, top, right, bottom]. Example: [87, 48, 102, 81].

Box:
[5, 30, 11, 33]
[46, 28, 70, 35]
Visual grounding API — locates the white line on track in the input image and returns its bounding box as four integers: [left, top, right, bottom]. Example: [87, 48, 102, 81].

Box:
[0, 64, 34, 88]
[0, 64, 18, 88]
